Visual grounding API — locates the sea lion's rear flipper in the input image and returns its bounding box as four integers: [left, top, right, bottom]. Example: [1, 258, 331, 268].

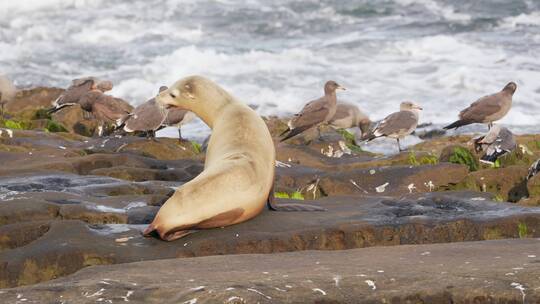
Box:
[142, 223, 197, 241]
[162, 230, 197, 242]
[267, 183, 326, 212]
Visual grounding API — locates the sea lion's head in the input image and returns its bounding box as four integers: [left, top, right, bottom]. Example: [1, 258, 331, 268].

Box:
[157, 76, 212, 110]
[400, 101, 423, 111]
[157, 76, 233, 126]
[503, 82, 517, 95]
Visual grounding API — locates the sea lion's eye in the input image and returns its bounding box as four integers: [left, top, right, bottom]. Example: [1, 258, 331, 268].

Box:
[169, 89, 180, 99]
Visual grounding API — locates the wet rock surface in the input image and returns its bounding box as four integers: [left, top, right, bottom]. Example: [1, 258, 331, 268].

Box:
[2, 120, 540, 301]
[1, 238, 538, 303]
[1, 184, 540, 288]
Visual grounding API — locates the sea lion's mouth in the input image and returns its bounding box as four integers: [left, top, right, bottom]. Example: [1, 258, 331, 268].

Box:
[165, 104, 175, 110]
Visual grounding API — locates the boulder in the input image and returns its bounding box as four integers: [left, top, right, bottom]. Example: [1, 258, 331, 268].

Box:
[454, 165, 529, 202]
[51, 105, 97, 137]
[5, 87, 63, 116]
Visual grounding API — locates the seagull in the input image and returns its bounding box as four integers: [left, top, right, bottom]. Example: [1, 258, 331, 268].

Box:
[329, 101, 372, 139]
[119, 86, 196, 141]
[280, 80, 345, 142]
[48, 77, 113, 115]
[527, 159, 540, 180]
[78, 90, 133, 136]
[473, 125, 516, 165]
[444, 82, 516, 130]
[163, 108, 196, 142]
[119, 86, 169, 139]
[365, 101, 423, 152]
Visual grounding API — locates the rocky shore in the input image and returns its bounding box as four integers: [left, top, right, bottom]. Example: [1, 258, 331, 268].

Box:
[0, 87, 539, 303]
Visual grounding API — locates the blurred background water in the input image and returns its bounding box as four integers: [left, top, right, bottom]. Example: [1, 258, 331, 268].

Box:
[1, 0, 539, 141]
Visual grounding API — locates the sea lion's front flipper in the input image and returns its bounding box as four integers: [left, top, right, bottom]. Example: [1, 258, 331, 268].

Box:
[271, 203, 326, 212]
[267, 182, 278, 211]
[267, 183, 326, 212]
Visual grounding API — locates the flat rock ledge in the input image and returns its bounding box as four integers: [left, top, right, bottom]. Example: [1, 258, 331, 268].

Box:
[1, 191, 540, 289]
[1, 238, 538, 303]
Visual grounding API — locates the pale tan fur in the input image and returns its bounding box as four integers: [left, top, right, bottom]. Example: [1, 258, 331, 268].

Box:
[145, 76, 275, 241]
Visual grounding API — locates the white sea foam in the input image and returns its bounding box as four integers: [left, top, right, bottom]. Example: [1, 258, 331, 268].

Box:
[499, 12, 540, 28]
[1, 0, 539, 138]
[395, 0, 471, 21]
[0, 0, 103, 15]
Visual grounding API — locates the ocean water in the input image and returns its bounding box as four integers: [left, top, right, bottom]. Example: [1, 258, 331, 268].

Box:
[1, 0, 539, 140]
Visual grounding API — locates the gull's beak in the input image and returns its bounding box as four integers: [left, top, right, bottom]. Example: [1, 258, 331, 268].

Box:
[336, 85, 346, 91]
[414, 105, 423, 110]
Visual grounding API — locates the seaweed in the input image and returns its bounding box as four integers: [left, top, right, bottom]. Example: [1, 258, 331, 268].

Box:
[274, 191, 305, 200]
[518, 222, 528, 238]
[408, 151, 438, 166]
[336, 129, 363, 153]
[45, 120, 67, 133]
[448, 146, 478, 171]
[190, 141, 202, 154]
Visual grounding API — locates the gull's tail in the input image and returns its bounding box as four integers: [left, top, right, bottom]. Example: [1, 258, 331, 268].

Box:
[443, 119, 472, 130]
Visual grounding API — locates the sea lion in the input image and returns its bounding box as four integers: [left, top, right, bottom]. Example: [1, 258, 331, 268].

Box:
[143, 76, 276, 241]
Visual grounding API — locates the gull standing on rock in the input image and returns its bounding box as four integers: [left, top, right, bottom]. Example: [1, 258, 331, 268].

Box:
[280, 80, 345, 142]
[365, 101, 422, 152]
[472, 125, 516, 165]
[120, 86, 195, 140]
[163, 108, 196, 141]
[78, 90, 133, 136]
[48, 77, 113, 114]
[120, 86, 169, 139]
[0, 75, 16, 118]
[329, 101, 373, 139]
[527, 159, 540, 180]
[444, 82, 517, 130]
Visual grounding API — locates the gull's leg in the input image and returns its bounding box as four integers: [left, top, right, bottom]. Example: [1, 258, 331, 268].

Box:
[178, 127, 183, 142]
[151, 130, 158, 142]
[397, 138, 403, 152]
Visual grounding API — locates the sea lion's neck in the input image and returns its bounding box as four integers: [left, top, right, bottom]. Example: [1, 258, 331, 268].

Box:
[194, 87, 235, 129]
